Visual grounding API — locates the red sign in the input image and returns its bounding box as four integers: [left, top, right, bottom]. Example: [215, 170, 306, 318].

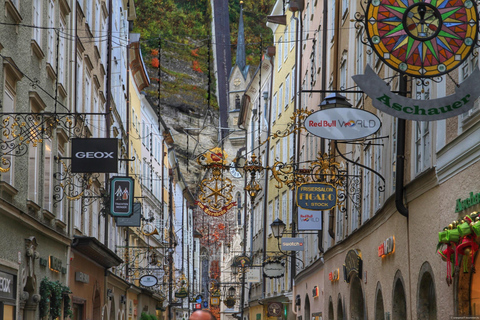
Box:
[378, 243, 384, 257]
[378, 236, 395, 258]
[195, 303, 201, 310]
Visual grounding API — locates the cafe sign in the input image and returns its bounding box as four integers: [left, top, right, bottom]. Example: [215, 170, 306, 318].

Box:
[343, 249, 362, 283]
[304, 108, 381, 141]
[297, 182, 337, 211]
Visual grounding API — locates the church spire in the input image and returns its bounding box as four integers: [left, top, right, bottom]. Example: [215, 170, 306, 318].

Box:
[236, 1, 246, 74]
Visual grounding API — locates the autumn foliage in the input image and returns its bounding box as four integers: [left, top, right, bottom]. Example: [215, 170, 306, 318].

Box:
[192, 60, 202, 73]
[151, 58, 159, 68]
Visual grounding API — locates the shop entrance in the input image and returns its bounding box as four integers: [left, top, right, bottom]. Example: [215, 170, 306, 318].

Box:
[471, 252, 480, 314]
[350, 276, 365, 320]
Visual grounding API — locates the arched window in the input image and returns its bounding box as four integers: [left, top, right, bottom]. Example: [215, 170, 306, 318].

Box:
[304, 295, 311, 320]
[375, 282, 385, 320]
[328, 297, 334, 320]
[350, 275, 365, 320]
[393, 271, 407, 320]
[338, 294, 344, 320]
[417, 262, 437, 319]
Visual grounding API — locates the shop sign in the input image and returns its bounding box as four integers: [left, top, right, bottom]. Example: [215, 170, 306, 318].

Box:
[196, 295, 203, 303]
[110, 177, 134, 217]
[71, 138, 118, 173]
[245, 268, 261, 283]
[304, 108, 381, 141]
[378, 236, 395, 258]
[281, 237, 304, 251]
[75, 271, 89, 283]
[211, 297, 220, 306]
[312, 286, 319, 298]
[139, 275, 158, 287]
[267, 302, 283, 317]
[203, 301, 208, 308]
[195, 303, 201, 310]
[0, 271, 15, 300]
[298, 207, 322, 231]
[328, 269, 340, 282]
[116, 202, 142, 227]
[175, 287, 188, 298]
[49, 256, 63, 273]
[297, 182, 336, 210]
[263, 260, 285, 279]
[455, 191, 480, 213]
[353, 65, 480, 121]
[343, 249, 362, 283]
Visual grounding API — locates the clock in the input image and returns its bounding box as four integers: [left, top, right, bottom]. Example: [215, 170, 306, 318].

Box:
[230, 163, 242, 178]
[366, 0, 478, 77]
[268, 302, 283, 317]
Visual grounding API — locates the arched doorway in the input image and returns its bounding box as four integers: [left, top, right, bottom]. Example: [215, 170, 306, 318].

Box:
[392, 271, 407, 320]
[337, 294, 344, 320]
[304, 295, 311, 320]
[350, 275, 365, 320]
[93, 289, 101, 320]
[328, 297, 334, 320]
[375, 282, 385, 320]
[417, 262, 436, 319]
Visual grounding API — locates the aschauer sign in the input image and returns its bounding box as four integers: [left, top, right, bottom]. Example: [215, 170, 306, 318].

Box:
[353, 65, 480, 121]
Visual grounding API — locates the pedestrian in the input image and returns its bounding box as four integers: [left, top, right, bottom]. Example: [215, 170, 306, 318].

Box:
[189, 309, 216, 320]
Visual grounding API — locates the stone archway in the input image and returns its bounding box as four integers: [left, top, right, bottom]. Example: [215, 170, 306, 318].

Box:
[375, 282, 385, 320]
[417, 262, 436, 320]
[350, 275, 365, 320]
[304, 295, 311, 320]
[392, 271, 407, 320]
[328, 297, 334, 320]
[337, 294, 344, 320]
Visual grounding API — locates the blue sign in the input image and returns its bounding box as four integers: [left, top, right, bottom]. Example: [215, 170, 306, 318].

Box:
[296, 182, 336, 210]
[110, 177, 134, 217]
[196, 295, 203, 303]
[203, 301, 208, 308]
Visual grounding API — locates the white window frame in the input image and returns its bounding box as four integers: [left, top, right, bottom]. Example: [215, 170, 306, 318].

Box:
[285, 74, 290, 110]
[33, 0, 42, 45]
[278, 84, 283, 118]
[47, 0, 56, 67]
[43, 139, 53, 212]
[278, 37, 283, 70]
[356, 30, 364, 103]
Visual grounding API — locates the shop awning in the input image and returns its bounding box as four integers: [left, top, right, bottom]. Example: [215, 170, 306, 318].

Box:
[72, 236, 123, 268]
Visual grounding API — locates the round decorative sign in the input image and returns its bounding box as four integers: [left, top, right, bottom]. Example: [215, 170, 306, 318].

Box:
[139, 275, 158, 287]
[304, 108, 381, 141]
[263, 260, 285, 279]
[366, 0, 478, 77]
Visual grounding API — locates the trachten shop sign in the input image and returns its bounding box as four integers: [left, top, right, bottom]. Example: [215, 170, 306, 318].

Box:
[353, 65, 480, 121]
[110, 177, 134, 217]
[304, 108, 381, 141]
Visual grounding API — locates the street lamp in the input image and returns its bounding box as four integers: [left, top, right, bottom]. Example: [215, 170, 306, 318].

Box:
[231, 262, 239, 276]
[270, 218, 286, 239]
[318, 92, 352, 109]
[228, 286, 236, 298]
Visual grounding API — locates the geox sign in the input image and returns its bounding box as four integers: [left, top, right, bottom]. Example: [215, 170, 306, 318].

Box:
[71, 138, 118, 173]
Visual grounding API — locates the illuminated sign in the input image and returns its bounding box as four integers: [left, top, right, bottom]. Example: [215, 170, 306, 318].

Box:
[378, 236, 395, 258]
[49, 256, 63, 273]
[297, 182, 337, 210]
[304, 108, 381, 140]
[328, 269, 340, 282]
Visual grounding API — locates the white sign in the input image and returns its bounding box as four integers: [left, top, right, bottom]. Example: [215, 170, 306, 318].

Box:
[245, 268, 261, 283]
[304, 108, 381, 140]
[139, 275, 158, 287]
[298, 207, 322, 231]
[263, 261, 285, 279]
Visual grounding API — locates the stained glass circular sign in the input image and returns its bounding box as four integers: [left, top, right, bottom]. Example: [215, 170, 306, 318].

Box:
[366, 0, 478, 77]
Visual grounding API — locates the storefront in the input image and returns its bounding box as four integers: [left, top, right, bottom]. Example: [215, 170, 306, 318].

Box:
[0, 268, 16, 320]
[71, 236, 123, 320]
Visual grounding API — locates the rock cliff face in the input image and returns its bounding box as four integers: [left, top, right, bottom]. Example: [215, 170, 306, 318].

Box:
[143, 43, 219, 196]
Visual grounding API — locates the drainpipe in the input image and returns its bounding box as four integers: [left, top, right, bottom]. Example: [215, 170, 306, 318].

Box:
[396, 74, 408, 218]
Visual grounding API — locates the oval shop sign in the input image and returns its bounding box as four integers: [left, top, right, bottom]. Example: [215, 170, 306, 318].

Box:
[304, 107, 381, 140]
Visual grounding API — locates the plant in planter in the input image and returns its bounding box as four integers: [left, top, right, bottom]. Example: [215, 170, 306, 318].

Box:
[39, 278, 73, 319]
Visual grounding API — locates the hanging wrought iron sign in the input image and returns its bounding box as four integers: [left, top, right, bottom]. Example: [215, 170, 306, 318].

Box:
[353, 65, 480, 121]
[110, 177, 134, 217]
[297, 182, 337, 210]
[304, 108, 381, 140]
[263, 260, 285, 279]
[196, 147, 236, 217]
[71, 138, 118, 173]
[139, 275, 158, 287]
[365, 0, 478, 78]
[175, 287, 188, 298]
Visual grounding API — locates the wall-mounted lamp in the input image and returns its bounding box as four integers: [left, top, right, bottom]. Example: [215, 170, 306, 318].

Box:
[270, 218, 286, 239]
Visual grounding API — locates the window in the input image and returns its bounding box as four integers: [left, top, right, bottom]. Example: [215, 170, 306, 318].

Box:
[282, 137, 287, 162]
[340, 58, 346, 90]
[2, 81, 15, 185]
[414, 121, 431, 174]
[285, 75, 290, 110]
[290, 16, 296, 51]
[28, 102, 43, 203]
[342, 0, 348, 16]
[459, 52, 480, 128]
[95, 0, 101, 48]
[351, 156, 360, 232]
[85, 73, 92, 113]
[356, 31, 364, 103]
[85, 0, 92, 28]
[374, 143, 383, 212]
[33, 0, 42, 45]
[283, 28, 288, 62]
[291, 66, 296, 102]
[47, 0, 55, 67]
[76, 58, 83, 111]
[44, 139, 53, 212]
[330, 1, 336, 41]
[278, 84, 283, 118]
[272, 93, 277, 122]
[289, 134, 294, 159]
[281, 191, 287, 221]
[59, 20, 66, 85]
[275, 196, 279, 220]
[362, 148, 371, 222]
[275, 141, 280, 162]
[268, 201, 273, 235]
[278, 37, 283, 70]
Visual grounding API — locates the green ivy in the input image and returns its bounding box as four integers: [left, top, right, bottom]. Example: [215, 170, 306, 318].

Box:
[140, 312, 158, 320]
[39, 278, 73, 319]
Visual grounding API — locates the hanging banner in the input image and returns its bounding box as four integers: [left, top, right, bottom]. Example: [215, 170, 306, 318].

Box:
[71, 138, 118, 173]
[353, 65, 480, 121]
[298, 207, 322, 231]
[110, 177, 134, 217]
